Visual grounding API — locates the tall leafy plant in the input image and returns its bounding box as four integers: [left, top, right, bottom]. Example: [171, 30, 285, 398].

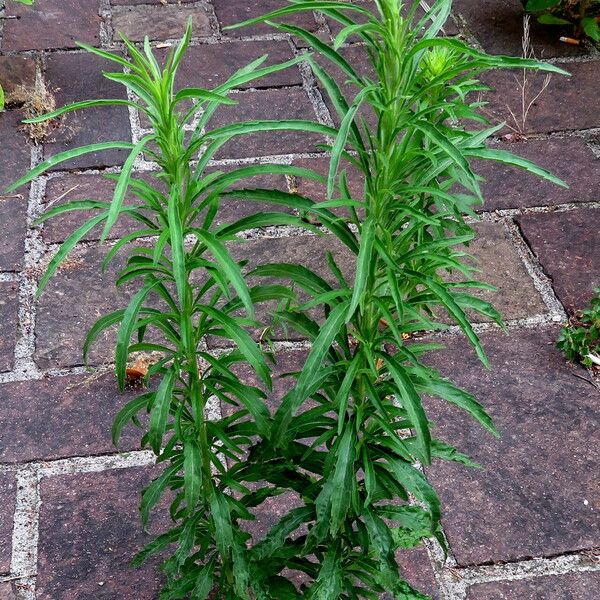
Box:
[5, 21, 344, 599]
[6, 2, 569, 598]
[220, 0, 569, 597]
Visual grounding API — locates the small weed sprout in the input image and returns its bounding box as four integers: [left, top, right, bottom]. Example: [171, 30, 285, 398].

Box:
[558, 288, 600, 369]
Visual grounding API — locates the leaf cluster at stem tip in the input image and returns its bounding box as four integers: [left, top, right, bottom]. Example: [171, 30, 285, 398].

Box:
[7, 2, 568, 599]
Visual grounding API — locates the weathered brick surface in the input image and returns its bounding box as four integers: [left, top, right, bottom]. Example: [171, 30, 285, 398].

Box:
[483, 61, 600, 134]
[42, 173, 138, 244]
[476, 138, 600, 211]
[0, 281, 19, 373]
[0, 195, 27, 272]
[0, 372, 147, 464]
[0, 473, 16, 574]
[34, 245, 133, 368]
[0, 56, 36, 106]
[37, 468, 166, 600]
[0, 108, 31, 191]
[463, 222, 546, 321]
[453, 0, 587, 57]
[467, 571, 600, 599]
[517, 208, 600, 313]
[326, 0, 458, 40]
[44, 53, 131, 169]
[0, 582, 17, 599]
[112, 4, 212, 42]
[213, 0, 320, 37]
[426, 327, 600, 565]
[209, 87, 323, 158]
[175, 40, 303, 89]
[2, 0, 102, 51]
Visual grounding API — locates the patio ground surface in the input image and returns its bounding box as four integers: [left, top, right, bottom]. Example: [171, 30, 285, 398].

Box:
[0, 1, 599, 598]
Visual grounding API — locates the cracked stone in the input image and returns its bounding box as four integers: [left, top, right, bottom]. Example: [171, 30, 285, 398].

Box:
[517, 208, 600, 314]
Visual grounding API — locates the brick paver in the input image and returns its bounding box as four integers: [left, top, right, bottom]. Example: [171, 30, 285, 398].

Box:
[0, 0, 599, 597]
[0, 473, 16, 574]
[44, 53, 132, 169]
[426, 327, 600, 565]
[0, 281, 19, 373]
[37, 468, 166, 600]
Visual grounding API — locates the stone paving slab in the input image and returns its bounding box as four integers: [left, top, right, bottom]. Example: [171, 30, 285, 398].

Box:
[0, 281, 19, 374]
[0, 108, 31, 192]
[37, 467, 166, 600]
[42, 173, 139, 244]
[426, 326, 600, 566]
[0, 56, 36, 107]
[466, 570, 600, 599]
[0, 372, 147, 464]
[34, 245, 134, 368]
[0, 473, 16, 574]
[518, 208, 600, 314]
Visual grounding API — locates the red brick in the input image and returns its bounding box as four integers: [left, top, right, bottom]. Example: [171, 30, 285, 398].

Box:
[37, 468, 166, 600]
[426, 327, 600, 565]
[0, 473, 16, 574]
[112, 4, 212, 42]
[517, 208, 600, 314]
[453, 0, 587, 58]
[2, 0, 102, 51]
[0, 56, 36, 106]
[44, 53, 131, 169]
[0, 372, 148, 463]
[0, 108, 31, 191]
[34, 245, 135, 368]
[482, 61, 600, 134]
[467, 571, 600, 599]
[475, 137, 600, 211]
[213, 0, 320, 38]
[175, 40, 303, 90]
[208, 87, 322, 159]
[0, 281, 19, 373]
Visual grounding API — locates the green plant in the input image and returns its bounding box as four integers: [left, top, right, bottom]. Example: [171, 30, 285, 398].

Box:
[523, 0, 600, 41]
[0, 0, 35, 110]
[7, 2, 569, 599]
[557, 288, 600, 368]
[218, 0, 567, 596]
[5, 21, 344, 599]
